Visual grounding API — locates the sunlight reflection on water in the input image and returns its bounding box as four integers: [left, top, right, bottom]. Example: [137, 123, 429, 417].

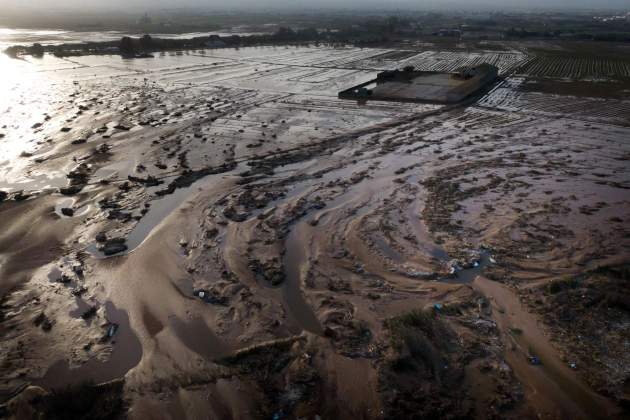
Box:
[0, 53, 65, 191]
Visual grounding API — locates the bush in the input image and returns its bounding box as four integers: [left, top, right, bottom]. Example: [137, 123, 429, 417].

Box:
[139, 35, 153, 52]
[31, 43, 44, 57]
[385, 309, 452, 378]
[546, 277, 578, 294]
[119, 37, 135, 56]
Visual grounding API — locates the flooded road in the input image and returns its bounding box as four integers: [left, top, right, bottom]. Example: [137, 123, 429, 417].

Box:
[282, 222, 324, 335]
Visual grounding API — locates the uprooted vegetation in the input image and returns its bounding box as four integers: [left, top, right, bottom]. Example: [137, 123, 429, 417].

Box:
[215, 335, 322, 418]
[524, 264, 630, 405]
[380, 309, 474, 418]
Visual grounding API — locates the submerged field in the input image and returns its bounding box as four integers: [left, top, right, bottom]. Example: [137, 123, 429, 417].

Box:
[0, 43, 629, 419]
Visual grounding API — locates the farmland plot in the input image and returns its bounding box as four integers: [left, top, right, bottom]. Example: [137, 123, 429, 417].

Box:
[399, 50, 528, 75]
[479, 77, 630, 125]
[516, 55, 630, 80]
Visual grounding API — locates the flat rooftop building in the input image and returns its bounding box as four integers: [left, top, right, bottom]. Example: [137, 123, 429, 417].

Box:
[339, 63, 498, 104]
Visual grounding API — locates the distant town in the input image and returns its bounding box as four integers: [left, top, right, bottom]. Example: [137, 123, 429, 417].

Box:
[4, 9, 630, 58]
[0, 5, 629, 420]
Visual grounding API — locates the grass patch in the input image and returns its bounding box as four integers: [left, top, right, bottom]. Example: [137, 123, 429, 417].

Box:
[386, 310, 442, 343]
[385, 309, 453, 379]
[546, 277, 579, 294]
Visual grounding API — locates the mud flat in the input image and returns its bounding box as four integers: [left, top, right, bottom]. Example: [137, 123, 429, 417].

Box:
[0, 44, 629, 419]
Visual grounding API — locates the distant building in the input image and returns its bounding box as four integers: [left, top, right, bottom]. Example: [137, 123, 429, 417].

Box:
[447, 64, 498, 103]
[339, 63, 498, 105]
[454, 63, 498, 80]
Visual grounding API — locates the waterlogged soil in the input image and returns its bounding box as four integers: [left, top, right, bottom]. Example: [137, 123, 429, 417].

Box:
[521, 78, 630, 100]
[0, 45, 629, 419]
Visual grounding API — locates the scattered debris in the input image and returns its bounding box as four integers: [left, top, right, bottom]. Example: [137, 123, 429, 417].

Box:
[100, 238, 128, 256]
[60, 207, 74, 217]
[81, 306, 97, 320]
[528, 355, 542, 366]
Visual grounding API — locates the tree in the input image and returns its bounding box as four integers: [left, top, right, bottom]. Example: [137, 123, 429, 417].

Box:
[274, 27, 297, 41]
[119, 36, 135, 56]
[31, 43, 44, 57]
[139, 34, 153, 52]
[4, 46, 20, 58]
[297, 27, 319, 40]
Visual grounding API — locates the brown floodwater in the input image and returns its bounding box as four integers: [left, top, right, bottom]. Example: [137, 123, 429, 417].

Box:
[34, 302, 142, 390]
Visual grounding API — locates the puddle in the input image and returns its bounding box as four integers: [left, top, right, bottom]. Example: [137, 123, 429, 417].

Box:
[407, 200, 448, 260]
[92, 157, 138, 182]
[444, 249, 493, 284]
[87, 166, 240, 258]
[91, 168, 118, 182]
[282, 222, 324, 335]
[278, 174, 393, 336]
[279, 175, 399, 335]
[34, 302, 142, 390]
[0, 172, 68, 193]
[373, 236, 402, 262]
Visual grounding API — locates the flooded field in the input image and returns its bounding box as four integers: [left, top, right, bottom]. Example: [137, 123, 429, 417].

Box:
[0, 43, 629, 419]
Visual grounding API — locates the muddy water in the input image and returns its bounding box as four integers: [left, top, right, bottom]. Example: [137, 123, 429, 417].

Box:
[473, 276, 619, 419]
[282, 222, 324, 335]
[452, 249, 492, 283]
[279, 166, 396, 335]
[34, 302, 142, 390]
[407, 200, 448, 260]
[87, 168, 240, 258]
[372, 236, 403, 262]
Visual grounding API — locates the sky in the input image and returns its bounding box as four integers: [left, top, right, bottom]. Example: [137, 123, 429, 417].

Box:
[1, 0, 628, 11]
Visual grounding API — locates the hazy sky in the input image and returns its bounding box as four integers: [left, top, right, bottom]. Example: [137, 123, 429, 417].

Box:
[1, 0, 628, 11]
